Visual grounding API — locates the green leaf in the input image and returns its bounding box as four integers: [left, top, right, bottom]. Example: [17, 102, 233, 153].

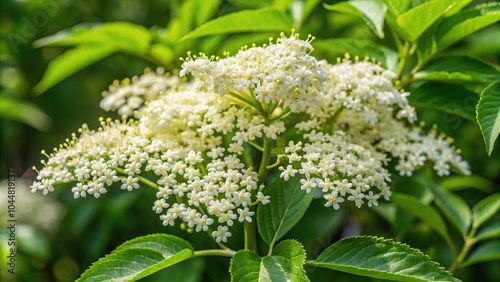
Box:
[437, 3, 500, 53]
[414, 55, 500, 84]
[476, 80, 500, 155]
[230, 250, 309, 282]
[439, 175, 494, 193]
[181, 7, 292, 41]
[472, 193, 500, 230]
[311, 236, 459, 281]
[313, 38, 398, 70]
[391, 193, 452, 246]
[0, 95, 51, 130]
[409, 82, 478, 123]
[462, 240, 500, 267]
[257, 175, 315, 247]
[77, 234, 194, 282]
[421, 179, 471, 237]
[302, 0, 323, 26]
[443, 0, 473, 17]
[34, 22, 152, 53]
[273, 240, 306, 268]
[195, 0, 222, 26]
[34, 45, 115, 94]
[396, 0, 458, 42]
[325, 0, 387, 38]
[382, 0, 410, 17]
[475, 221, 500, 242]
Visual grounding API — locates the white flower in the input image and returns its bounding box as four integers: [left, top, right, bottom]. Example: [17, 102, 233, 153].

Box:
[324, 192, 344, 210]
[212, 225, 232, 243]
[237, 207, 254, 222]
[152, 199, 169, 214]
[121, 176, 139, 191]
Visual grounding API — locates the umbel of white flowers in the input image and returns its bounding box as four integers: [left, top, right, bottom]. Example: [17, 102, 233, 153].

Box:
[31, 31, 470, 242]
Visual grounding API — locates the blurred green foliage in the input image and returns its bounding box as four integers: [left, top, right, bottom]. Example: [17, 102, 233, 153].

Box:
[0, 0, 499, 281]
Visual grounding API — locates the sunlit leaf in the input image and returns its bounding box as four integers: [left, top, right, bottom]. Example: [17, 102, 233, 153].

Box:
[181, 7, 292, 41]
[476, 80, 500, 155]
[311, 236, 459, 281]
[273, 240, 306, 268]
[313, 38, 398, 70]
[325, 0, 387, 38]
[77, 234, 194, 281]
[437, 3, 500, 53]
[34, 22, 152, 53]
[396, 0, 458, 42]
[230, 250, 309, 282]
[382, 0, 410, 16]
[34, 45, 115, 94]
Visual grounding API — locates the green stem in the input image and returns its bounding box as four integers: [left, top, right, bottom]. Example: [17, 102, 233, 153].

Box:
[243, 216, 258, 251]
[269, 106, 291, 123]
[396, 41, 411, 82]
[244, 136, 275, 252]
[193, 249, 236, 258]
[449, 231, 476, 273]
[115, 167, 158, 189]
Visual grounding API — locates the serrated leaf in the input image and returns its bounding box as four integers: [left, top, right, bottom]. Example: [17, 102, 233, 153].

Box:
[0, 95, 51, 130]
[462, 240, 500, 267]
[77, 234, 194, 282]
[409, 82, 478, 123]
[325, 0, 387, 38]
[311, 236, 459, 282]
[414, 56, 500, 84]
[421, 179, 471, 237]
[273, 240, 306, 268]
[437, 3, 500, 53]
[34, 45, 115, 94]
[472, 193, 500, 230]
[396, 0, 457, 42]
[313, 38, 398, 70]
[391, 193, 452, 246]
[257, 175, 315, 247]
[230, 250, 309, 282]
[181, 7, 292, 41]
[475, 221, 500, 242]
[476, 80, 500, 155]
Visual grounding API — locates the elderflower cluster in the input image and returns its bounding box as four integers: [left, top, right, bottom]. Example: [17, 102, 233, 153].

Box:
[279, 131, 391, 209]
[180, 31, 328, 112]
[100, 67, 181, 116]
[32, 31, 471, 242]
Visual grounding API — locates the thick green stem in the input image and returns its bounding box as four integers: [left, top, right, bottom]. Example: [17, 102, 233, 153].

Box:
[244, 136, 275, 251]
[193, 249, 236, 258]
[243, 216, 258, 251]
